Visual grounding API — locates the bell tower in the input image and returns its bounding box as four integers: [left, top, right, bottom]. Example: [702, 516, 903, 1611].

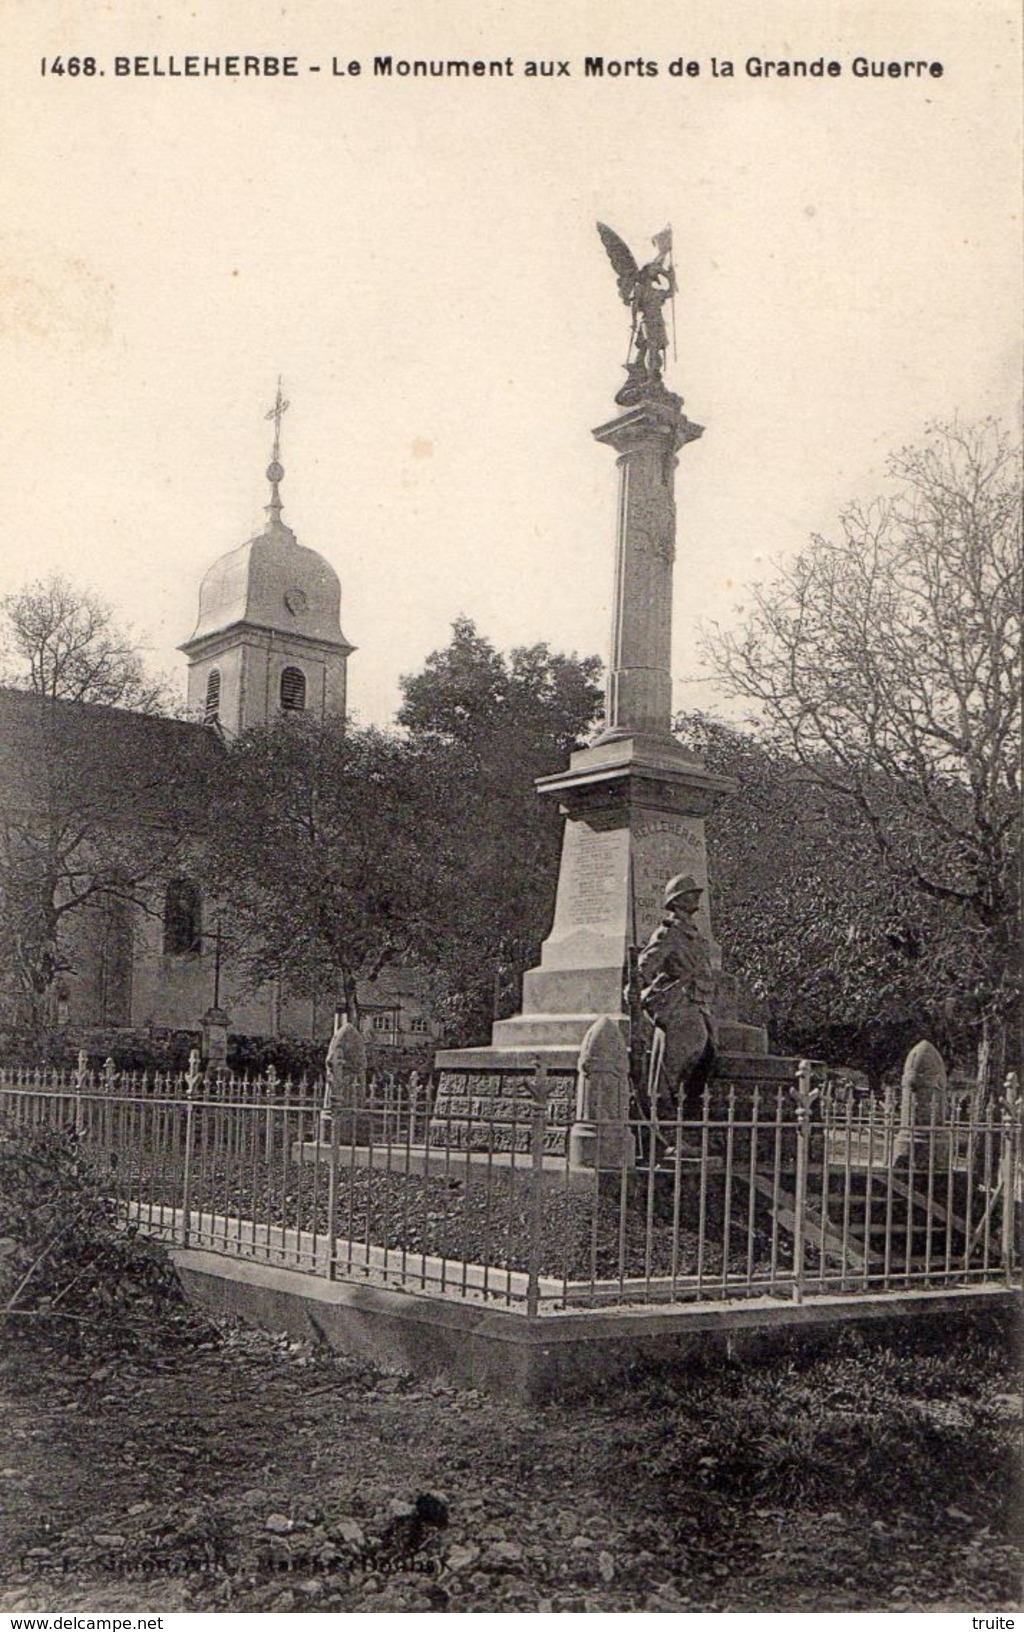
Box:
[180, 382, 354, 735]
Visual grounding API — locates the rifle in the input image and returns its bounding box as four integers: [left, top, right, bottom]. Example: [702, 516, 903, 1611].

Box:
[625, 856, 649, 1113]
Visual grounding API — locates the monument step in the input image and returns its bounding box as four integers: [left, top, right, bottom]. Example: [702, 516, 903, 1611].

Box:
[435, 1042, 807, 1084]
[492, 1013, 626, 1049]
[434, 1044, 582, 1073]
[491, 1012, 767, 1056]
[718, 1021, 769, 1055]
[713, 1053, 811, 1083]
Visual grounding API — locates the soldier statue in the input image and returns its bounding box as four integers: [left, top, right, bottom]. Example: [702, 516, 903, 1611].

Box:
[636, 874, 717, 1137]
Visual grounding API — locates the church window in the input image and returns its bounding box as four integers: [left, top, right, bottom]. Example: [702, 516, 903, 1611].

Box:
[204, 669, 221, 723]
[163, 878, 202, 956]
[280, 666, 306, 711]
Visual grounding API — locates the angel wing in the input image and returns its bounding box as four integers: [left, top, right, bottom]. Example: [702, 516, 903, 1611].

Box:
[596, 222, 639, 306]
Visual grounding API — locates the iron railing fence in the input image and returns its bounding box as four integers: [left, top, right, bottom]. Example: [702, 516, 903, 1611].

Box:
[1, 1055, 1019, 1314]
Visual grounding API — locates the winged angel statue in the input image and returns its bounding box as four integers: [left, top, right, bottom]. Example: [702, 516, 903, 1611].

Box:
[597, 222, 677, 403]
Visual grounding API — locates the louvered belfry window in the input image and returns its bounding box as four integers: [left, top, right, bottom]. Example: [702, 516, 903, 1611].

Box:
[204, 668, 221, 723]
[280, 666, 306, 711]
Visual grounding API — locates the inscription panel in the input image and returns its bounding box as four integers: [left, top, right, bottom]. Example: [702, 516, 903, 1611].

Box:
[558, 822, 626, 933]
[632, 811, 711, 945]
[440, 1126, 567, 1155]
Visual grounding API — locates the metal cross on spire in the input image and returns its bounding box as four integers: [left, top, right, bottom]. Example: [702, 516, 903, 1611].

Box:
[265, 376, 290, 465]
[263, 377, 290, 525]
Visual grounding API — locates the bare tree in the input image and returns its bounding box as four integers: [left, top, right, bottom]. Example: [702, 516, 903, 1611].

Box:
[0, 578, 202, 1041]
[702, 420, 1021, 1094]
[1, 575, 171, 712]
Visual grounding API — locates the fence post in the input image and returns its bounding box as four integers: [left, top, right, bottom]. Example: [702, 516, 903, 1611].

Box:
[179, 1048, 200, 1248]
[790, 1059, 818, 1303]
[1000, 1073, 1020, 1286]
[526, 1057, 548, 1318]
[73, 1049, 88, 1138]
[263, 1066, 278, 1164]
[325, 1097, 340, 1282]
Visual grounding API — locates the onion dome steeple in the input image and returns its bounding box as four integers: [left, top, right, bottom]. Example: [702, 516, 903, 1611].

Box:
[179, 380, 354, 734]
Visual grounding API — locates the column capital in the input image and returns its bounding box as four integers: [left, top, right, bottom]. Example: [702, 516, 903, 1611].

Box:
[592, 397, 704, 456]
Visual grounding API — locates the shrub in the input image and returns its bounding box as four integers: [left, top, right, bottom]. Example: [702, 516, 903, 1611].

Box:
[0, 1123, 213, 1360]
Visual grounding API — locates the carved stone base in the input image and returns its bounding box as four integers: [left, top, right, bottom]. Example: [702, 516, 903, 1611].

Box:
[320, 1109, 374, 1146]
[428, 1065, 576, 1156]
[568, 1120, 635, 1172]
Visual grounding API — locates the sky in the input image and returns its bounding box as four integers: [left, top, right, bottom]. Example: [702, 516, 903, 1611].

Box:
[1, 0, 1020, 728]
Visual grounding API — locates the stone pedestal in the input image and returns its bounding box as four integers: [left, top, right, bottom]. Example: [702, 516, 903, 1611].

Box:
[201, 1006, 230, 1068]
[507, 730, 766, 1055]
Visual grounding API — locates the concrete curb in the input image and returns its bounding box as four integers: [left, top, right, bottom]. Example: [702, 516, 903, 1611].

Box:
[172, 1247, 1021, 1402]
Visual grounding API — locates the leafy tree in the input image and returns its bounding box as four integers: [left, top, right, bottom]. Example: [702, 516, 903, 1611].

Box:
[203, 624, 603, 1046]
[702, 421, 1021, 1093]
[678, 714, 983, 1085]
[397, 617, 603, 1043]
[199, 716, 464, 1023]
[0, 580, 201, 1040]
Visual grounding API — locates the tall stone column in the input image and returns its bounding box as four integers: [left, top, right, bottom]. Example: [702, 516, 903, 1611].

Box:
[594, 396, 704, 742]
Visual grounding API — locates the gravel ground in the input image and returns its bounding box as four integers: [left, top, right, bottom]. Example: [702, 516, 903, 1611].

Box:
[0, 1319, 1019, 1614]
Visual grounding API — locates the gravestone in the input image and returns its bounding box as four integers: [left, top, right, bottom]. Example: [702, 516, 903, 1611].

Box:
[894, 1038, 951, 1168]
[569, 1015, 635, 1172]
[321, 1016, 370, 1144]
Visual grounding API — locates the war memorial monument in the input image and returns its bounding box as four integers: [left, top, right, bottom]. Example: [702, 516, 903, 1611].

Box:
[430, 225, 800, 1164]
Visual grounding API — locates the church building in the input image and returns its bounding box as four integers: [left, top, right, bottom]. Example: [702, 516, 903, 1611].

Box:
[0, 395, 437, 1067]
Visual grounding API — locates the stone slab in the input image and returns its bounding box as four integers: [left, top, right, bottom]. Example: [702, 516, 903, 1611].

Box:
[429, 1063, 576, 1155]
[292, 1140, 591, 1188]
[434, 1045, 582, 1071]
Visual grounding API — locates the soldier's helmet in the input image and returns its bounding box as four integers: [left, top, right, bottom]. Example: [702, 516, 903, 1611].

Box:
[664, 873, 703, 906]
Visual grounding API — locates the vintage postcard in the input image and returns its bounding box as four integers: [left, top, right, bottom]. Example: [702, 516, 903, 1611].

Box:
[0, 0, 1020, 1618]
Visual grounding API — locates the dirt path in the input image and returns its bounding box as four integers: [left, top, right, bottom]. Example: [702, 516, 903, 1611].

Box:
[0, 1322, 1019, 1613]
